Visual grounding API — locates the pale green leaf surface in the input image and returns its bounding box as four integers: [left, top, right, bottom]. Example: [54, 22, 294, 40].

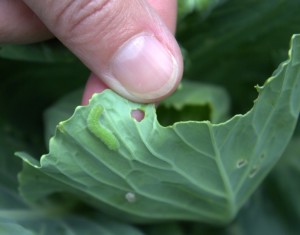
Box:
[43, 83, 229, 142]
[0, 174, 144, 235]
[17, 35, 300, 224]
[0, 125, 144, 235]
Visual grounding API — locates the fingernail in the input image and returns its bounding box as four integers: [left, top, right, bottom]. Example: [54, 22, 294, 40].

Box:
[111, 34, 178, 101]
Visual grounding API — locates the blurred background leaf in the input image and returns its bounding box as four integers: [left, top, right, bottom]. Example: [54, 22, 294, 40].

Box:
[177, 0, 300, 113]
[0, 0, 299, 234]
[0, 40, 76, 63]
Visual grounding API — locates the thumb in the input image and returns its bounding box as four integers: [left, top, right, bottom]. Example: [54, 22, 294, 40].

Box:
[21, 0, 183, 103]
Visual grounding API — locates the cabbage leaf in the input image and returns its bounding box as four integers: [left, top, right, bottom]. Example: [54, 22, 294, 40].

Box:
[17, 34, 300, 224]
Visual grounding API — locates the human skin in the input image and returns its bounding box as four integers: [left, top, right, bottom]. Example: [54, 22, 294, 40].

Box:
[0, 0, 182, 103]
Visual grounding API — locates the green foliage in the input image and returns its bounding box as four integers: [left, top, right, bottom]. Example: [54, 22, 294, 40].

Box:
[0, 40, 76, 63]
[16, 35, 300, 224]
[0, 127, 145, 235]
[1, 0, 300, 234]
[157, 81, 230, 125]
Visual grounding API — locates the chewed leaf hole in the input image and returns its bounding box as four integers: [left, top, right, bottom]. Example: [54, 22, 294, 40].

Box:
[236, 159, 248, 169]
[131, 109, 145, 122]
[156, 105, 211, 126]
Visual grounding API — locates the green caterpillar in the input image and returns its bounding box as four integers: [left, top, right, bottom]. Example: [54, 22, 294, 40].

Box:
[87, 106, 119, 151]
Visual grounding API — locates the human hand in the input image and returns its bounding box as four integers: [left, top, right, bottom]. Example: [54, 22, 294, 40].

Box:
[0, 0, 183, 104]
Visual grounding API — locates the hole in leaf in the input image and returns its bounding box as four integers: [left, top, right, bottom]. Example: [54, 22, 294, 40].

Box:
[236, 159, 248, 169]
[131, 109, 145, 122]
[156, 105, 211, 126]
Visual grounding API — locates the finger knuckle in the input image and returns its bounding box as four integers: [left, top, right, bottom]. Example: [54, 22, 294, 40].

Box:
[55, 0, 113, 40]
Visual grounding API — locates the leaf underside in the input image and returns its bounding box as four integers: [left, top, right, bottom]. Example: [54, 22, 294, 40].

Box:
[17, 35, 300, 224]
